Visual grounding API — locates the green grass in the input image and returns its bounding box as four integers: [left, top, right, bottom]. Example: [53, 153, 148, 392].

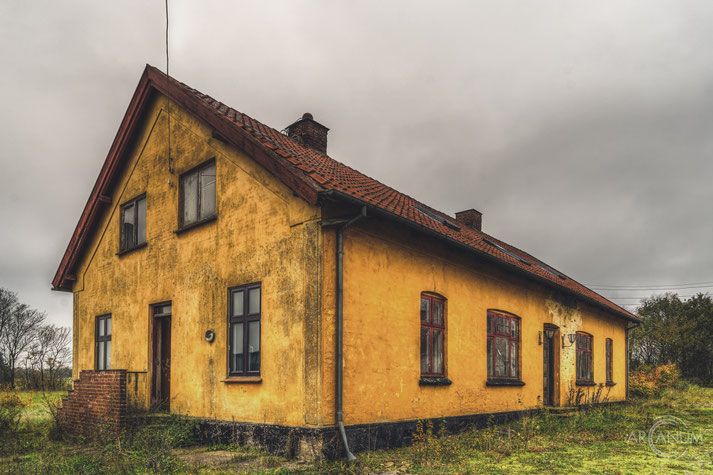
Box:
[1, 386, 712, 473]
[15, 390, 65, 422]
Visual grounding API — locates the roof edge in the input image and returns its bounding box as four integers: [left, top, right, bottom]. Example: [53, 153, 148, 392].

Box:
[320, 189, 642, 323]
[52, 65, 323, 291]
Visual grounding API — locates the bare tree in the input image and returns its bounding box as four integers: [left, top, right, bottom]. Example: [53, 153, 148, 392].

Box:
[28, 325, 55, 390]
[0, 304, 45, 388]
[0, 288, 19, 384]
[45, 326, 71, 390]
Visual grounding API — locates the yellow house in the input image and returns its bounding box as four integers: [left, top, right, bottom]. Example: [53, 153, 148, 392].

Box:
[52, 65, 641, 458]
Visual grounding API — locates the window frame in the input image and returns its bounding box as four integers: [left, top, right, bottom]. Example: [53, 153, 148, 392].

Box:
[178, 159, 217, 230]
[576, 331, 594, 384]
[95, 314, 112, 371]
[420, 293, 446, 377]
[486, 310, 521, 381]
[605, 338, 613, 384]
[227, 282, 261, 377]
[118, 193, 147, 253]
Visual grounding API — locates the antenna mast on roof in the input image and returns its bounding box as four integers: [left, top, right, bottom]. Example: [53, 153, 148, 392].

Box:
[165, 0, 174, 175]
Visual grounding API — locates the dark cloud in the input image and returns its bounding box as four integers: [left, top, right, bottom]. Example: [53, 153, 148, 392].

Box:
[1, 0, 712, 324]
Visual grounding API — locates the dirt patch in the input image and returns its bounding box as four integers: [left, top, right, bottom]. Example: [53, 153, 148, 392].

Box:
[177, 449, 236, 466]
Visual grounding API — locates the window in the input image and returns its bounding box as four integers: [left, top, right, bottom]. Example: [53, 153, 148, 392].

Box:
[120, 195, 146, 251]
[487, 311, 520, 380]
[228, 283, 261, 376]
[96, 315, 112, 370]
[180, 161, 216, 227]
[483, 239, 531, 266]
[576, 332, 593, 383]
[420, 294, 445, 376]
[606, 338, 613, 383]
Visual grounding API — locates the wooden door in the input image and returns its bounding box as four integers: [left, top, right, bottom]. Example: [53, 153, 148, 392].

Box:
[151, 303, 172, 411]
[543, 328, 555, 406]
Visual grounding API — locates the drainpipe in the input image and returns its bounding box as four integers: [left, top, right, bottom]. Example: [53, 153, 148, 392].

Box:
[334, 206, 366, 461]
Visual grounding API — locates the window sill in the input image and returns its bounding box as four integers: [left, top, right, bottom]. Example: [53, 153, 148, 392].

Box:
[576, 380, 596, 387]
[486, 378, 525, 386]
[116, 242, 147, 257]
[419, 376, 452, 386]
[221, 376, 262, 384]
[174, 214, 217, 235]
[606, 381, 616, 387]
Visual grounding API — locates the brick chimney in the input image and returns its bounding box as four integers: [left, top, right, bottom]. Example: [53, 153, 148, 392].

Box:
[455, 209, 482, 231]
[285, 113, 329, 154]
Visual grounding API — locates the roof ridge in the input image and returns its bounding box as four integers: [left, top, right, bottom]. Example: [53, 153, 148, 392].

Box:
[53, 64, 639, 322]
[158, 66, 636, 321]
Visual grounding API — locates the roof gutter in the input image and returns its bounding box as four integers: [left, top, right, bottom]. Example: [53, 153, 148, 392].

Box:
[319, 189, 640, 324]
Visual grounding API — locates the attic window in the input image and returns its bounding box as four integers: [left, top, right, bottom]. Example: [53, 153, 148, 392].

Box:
[535, 262, 566, 280]
[413, 205, 461, 231]
[180, 160, 216, 228]
[483, 239, 531, 266]
[120, 194, 146, 252]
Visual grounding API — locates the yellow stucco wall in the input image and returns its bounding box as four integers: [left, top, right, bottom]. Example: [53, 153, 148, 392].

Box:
[71, 94, 323, 426]
[70, 92, 629, 430]
[321, 219, 628, 426]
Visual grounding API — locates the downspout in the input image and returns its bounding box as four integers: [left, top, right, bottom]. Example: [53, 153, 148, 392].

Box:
[334, 206, 366, 461]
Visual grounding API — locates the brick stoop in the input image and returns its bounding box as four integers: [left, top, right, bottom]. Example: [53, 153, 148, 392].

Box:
[57, 370, 127, 437]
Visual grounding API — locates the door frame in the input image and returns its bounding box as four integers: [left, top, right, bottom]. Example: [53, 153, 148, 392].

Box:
[543, 324, 560, 406]
[150, 301, 172, 411]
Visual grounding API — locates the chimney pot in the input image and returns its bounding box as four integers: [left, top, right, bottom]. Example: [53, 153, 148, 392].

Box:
[455, 209, 482, 231]
[286, 113, 329, 154]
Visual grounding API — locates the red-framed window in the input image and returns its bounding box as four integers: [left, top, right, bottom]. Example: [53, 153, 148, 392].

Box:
[576, 332, 593, 382]
[605, 338, 613, 383]
[487, 311, 520, 379]
[420, 294, 445, 376]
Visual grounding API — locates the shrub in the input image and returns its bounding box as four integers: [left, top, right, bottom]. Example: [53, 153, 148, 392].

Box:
[629, 363, 681, 398]
[410, 419, 459, 465]
[0, 390, 27, 439]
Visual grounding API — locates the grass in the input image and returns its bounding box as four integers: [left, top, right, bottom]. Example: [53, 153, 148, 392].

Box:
[1, 386, 712, 473]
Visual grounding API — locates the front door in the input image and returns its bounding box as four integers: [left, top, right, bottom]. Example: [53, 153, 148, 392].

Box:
[151, 303, 172, 411]
[543, 326, 556, 406]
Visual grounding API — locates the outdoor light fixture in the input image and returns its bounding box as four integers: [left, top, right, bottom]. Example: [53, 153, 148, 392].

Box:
[562, 333, 576, 348]
[539, 328, 558, 345]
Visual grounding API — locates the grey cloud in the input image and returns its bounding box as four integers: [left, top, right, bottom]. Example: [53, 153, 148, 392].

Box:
[2, 0, 713, 322]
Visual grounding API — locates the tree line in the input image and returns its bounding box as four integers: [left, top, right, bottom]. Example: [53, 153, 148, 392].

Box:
[631, 292, 713, 385]
[0, 288, 71, 390]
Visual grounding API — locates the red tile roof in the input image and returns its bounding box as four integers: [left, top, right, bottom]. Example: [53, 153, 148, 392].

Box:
[52, 65, 639, 323]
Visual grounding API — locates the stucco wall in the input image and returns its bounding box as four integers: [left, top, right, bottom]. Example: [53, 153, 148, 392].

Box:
[71, 94, 322, 427]
[322, 218, 628, 426]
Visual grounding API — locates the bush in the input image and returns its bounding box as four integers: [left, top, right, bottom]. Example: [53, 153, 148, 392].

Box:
[629, 363, 681, 398]
[0, 390, 27, 439]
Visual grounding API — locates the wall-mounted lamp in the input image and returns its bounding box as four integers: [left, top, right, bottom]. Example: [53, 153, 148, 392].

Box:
[562, 333, 576, 348]
[539, 328, 558, 345]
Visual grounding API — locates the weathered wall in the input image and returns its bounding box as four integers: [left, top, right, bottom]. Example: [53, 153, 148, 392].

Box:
[71, 93, 322, 427]
[321, 218, 628, 426]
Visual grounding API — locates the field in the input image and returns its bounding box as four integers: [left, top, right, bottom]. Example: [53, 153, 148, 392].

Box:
[0, 386, 711, 474]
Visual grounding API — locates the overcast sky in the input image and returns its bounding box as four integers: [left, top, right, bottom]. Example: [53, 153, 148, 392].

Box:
[1, 1, 712, 327]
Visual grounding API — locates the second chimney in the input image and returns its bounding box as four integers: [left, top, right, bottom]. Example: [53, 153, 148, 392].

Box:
[285, 112, 329, 154]
[455, 209, 482, 231]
